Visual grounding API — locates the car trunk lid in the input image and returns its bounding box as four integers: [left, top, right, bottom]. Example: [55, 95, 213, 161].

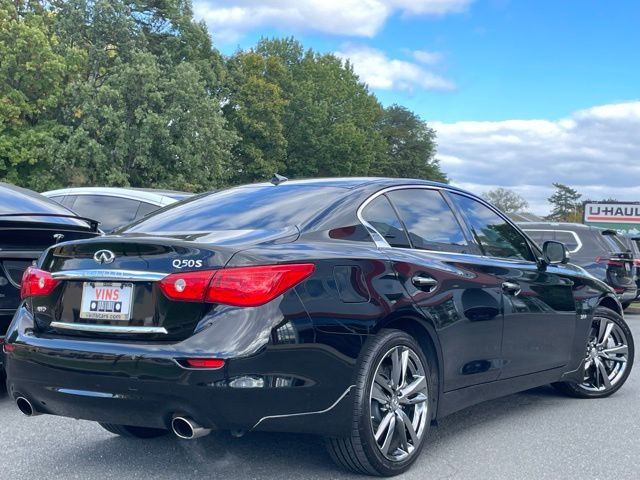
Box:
[30, 229, 297, 341]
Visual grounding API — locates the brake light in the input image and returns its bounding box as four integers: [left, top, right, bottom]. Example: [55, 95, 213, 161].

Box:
[159, 270, 215, 302]
[3, 342, 14, 354]
[20, 267, 59, 299]
[206, 264, 315, 307]
[633, 259, 640, 267]
[595, 257, 625, 267]
[182, 358, 225, 369]
[159, 264, 315, 307]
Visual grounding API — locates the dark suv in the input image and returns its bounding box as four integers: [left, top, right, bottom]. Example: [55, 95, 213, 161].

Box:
[521, 222, 637, 308]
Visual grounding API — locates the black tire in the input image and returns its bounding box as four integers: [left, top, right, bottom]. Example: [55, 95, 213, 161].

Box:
[99, 422, 169, 439]
[553, 306, 634, 398]
[325, 329, 437, 476]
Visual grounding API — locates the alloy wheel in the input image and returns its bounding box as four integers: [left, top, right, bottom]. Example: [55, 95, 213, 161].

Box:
[581, 316, 630, 392]
[369, 345, 429, 462]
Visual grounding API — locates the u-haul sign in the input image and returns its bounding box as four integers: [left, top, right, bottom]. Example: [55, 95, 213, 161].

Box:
[584, 202, 640, 224]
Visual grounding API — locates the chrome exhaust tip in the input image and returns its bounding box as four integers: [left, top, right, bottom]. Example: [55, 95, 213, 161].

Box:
[16, 397, 40, 417]
[171, 416, 211, 440]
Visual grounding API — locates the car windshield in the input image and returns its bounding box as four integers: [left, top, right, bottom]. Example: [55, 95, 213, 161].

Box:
[123, 185, 345, 233]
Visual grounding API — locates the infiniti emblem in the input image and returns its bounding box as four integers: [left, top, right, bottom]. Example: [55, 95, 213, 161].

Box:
[94, 249, 116, 264]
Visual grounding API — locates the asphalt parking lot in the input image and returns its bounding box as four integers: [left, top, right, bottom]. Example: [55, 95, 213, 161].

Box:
[2, 316, 639, 480]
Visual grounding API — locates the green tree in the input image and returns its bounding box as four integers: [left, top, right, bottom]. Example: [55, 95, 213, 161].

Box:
[0, 0, 85, 190]
[223, 52, 288, 183]
[371, 104, 446, 181]
[49, 0, 235, 190]
[483, 187, 528, 213]
[252, 38, 386, 178]
[546, 183, 582, 222]
[58, 52, 235, 190]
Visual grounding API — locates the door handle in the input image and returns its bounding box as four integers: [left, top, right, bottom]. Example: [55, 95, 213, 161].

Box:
[412, 275, 438, 291]
[502, 281, 521, 296]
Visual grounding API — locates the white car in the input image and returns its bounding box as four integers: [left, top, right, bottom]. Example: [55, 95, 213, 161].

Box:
[43, 187, 193, 232]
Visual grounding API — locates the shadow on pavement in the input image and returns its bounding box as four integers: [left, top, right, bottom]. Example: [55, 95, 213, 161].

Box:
[10, 385, 570, 479]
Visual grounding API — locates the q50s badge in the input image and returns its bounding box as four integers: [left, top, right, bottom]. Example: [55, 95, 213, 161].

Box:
[172, 259, 204, 269]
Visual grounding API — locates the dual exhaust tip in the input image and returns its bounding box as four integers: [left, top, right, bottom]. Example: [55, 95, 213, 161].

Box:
[16, 397, 210, 440]
[171, 416, 211, 439]
[16, 397, 40, 417]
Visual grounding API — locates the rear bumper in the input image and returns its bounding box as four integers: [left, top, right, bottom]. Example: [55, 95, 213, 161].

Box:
[4, 308, 357, 436]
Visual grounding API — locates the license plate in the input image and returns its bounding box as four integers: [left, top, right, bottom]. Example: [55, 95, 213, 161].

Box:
[80, 282, 134, 321]
[625, 263, 631, 272]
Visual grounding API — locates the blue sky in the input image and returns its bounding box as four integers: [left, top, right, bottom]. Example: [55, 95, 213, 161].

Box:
[194, 0, 640, 213]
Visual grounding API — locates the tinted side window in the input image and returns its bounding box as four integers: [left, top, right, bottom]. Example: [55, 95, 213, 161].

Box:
[387, 189, 469, 253]
[136, 202, 160, 219]
[554, 231, 581, 252]
[60, 195, 77, 209]
[452, 194, 534, 261]
[361, 196, 410, 248]
[72, 195, 140, 231]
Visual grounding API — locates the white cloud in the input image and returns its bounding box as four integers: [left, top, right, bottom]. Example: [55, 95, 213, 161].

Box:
[336, 45, 455, 92]
[412, 49, 443, 65]
[193, 0, 473, 43]
[434, 102, 640, 215]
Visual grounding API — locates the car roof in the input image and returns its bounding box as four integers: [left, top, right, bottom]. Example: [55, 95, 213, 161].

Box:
[42, 187, 191, 206]
[520, 222, 596, 230]
[239, 177, 458, 192]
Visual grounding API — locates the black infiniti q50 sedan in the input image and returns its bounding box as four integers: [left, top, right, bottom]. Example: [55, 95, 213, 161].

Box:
[4, 178, 634, 476]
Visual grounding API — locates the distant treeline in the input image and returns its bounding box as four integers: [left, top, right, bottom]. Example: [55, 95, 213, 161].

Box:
[0, 0, 447, 192]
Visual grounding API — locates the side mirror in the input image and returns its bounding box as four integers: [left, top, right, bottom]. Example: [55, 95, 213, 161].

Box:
[542, 240, 569, 265]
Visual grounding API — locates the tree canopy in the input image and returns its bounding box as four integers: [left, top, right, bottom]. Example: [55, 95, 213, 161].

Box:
[482, 187, 528, 213]
[546, 183, 582, 222]
[0, 1, 448, 192]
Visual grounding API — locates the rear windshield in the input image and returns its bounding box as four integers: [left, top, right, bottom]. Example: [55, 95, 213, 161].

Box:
[0, 183, 90, 228]
[0, 183, 75, 214]
[123, 185, 345, 233]
[600, 231, 630, 253]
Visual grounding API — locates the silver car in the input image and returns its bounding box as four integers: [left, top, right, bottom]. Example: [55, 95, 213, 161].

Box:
[43, 187, 193, 232]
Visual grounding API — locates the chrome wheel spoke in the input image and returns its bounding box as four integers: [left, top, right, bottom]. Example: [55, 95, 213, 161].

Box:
[380, 415, 396, 455]
[399, 375, 427, 399]
[372, 384, 390, 405]
[584, 359, 593, 372]
[603, 345, 628, 356]
[595, 358, 612, 389]
[375, 374, 394, 396]
[390, 348, 402, 388]
[597, 320, 614, 346]
[395, 411, 409, 451]
[400, 348, 410, 388]
[600, 353, 626, 363]
[375, 412, 394, 442]
[399, 409, 419, 444]
[399, 392, 427, 406]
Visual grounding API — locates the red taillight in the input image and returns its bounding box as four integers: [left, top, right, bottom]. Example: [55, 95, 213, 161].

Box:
[595, 257, 625, 267]
[182, 358, 225, 369]
[633, 259, 640, 266]
[159, 270, 216, 302]
[159, 264, 315, 307]
[205, 264, 315, 307]
[3, 342, 14, 354]
[20, 267, 59, 299]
